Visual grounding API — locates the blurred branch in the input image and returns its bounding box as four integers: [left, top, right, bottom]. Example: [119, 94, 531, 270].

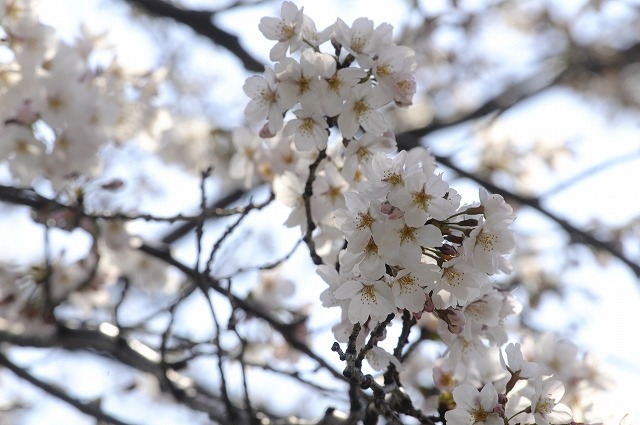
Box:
[541, 150, 640, 199]
[161, 187, 257, 244]
[0, 345, 131, 425]
[138, 242, 346, 382]
[121, 0, 264, 72]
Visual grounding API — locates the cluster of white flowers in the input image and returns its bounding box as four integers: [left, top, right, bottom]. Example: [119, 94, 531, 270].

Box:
[237, 3, 611, 424]
[0, 0, 175, 321]
[0, 0, 161, 189]
[0, 1, 612, 423]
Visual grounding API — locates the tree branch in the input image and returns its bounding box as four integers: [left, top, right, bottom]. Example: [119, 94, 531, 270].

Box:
[121, 0, 264, 72]
[0, 347, 131, 425]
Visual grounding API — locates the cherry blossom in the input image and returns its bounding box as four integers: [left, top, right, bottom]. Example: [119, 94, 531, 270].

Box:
[258, 1, 305, 61]
[333, 17, 393, 68]
[377, 218, 442, 266]
[445, 383, 503, 425]
[333, 276, 395, 324]
[388, 264, 439, 312]
[337, 81, 389, 139]
[282, 107, 329, 151]
[333, 191, 385, 252]
[529, 379, 573, 425]
[390, 172, 453, 226]
[500, 342, 541, 380]
[243, 67, 289, 135]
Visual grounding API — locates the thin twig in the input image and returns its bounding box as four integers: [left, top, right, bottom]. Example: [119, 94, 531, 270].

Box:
[303, 149, 327, 266]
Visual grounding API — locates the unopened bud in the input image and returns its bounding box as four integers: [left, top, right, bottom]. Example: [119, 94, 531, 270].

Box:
[455, 218, 479, 227]
[424, 294, 434, 313]
[380, 201, 404, 219]
[16, 100, 39, 125]
[464, 206, 485, 215]
[259, 123, 276, 138]
[444, 234, 464, 245]
[498, 393, 508, 405]
[438, 244, 458, 256]
[443, 308, 465, 334]
[101, 179, 125, 191]
[380, 201, 394, 215]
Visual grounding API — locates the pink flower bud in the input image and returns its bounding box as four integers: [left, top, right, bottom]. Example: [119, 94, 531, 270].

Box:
[380, 201, 394, 215]
[15, 100, 38, 125]
[445, 308, 465, 334]
[259, 123, 276, 138]
[424, 294, 434, 313]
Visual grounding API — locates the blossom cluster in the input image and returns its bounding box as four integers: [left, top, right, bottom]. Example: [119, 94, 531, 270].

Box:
[236, 2, 608, 424]
[0, 1, 611, 423]
[0, 0, 162, 188]
[0, 1, 174, 322]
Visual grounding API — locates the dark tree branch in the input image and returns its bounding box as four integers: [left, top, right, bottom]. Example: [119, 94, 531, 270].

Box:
[0, 319, 334, 424]
[121, 0, 264, 72]
[303, 149, 328, 266]
[0, 343, 131, 425]
[161, 187, 256, 244]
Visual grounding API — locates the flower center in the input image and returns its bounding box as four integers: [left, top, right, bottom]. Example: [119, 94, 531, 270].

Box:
[443, 267, 461, 285]
[476, 232, 496, 249]
[356, 212, 375, 230]
[399, 225, 416, 244]
[412, 190, 431, 210]
[471, 407, 489, 422]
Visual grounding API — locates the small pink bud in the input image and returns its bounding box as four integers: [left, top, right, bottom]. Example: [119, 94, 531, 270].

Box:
[15, 100, 39, 125]
[445, 308, 465, 334]
[424, 294, 434, 313]
[388, 208, 404, 220]
[259, 123, 276, 138]
[380, 201, 394, 215]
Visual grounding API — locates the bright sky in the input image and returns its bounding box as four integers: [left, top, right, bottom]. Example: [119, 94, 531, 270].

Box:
[10, 0, 640, 423]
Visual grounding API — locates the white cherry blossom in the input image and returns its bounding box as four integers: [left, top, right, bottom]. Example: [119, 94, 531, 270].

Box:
[258, 1, 305, 61]
[360, 150, 412, 200]
[333, 191, 384, 252]
[463, 221, 516, 274]
[377, 219, 442, 267]
[390, 172, 453, 226]
[333, 17, 393, 68]
[282, 107, 328, 151]
[445, 383, 503, 425]
[342, 132, 396, 181]
[388, 264, 439, 312]
[500, 342, 541, 379]
[339, 237, 386, 279]
[479, 187, 515, 227]
[275, 55, 321, 110]
[366, 346, 401, 371]
[433, 257, 486, 307]
[338, 81, 389, 139]
[529, 379, 573, 425]
[333, 276, 394, 324]
[273, 170, 307, 230]
[243, 67, 289, 135]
